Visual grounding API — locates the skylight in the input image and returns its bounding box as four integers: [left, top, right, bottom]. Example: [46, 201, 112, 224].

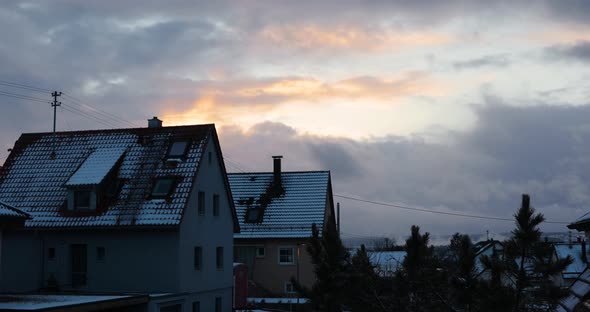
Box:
[167, 141, 189, 158]
[245, 207, 261, 223]
[151, 178, 176, 197]
[66, 147, 127, 187]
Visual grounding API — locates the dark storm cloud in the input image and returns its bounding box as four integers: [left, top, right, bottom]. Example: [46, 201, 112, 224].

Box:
[453, 54, 511, 70]
[219, 102, 590, 235]
[545, 41, 590, 63]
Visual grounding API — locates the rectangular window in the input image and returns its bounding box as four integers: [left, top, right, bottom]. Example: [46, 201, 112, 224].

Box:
[278, 247, 295, 265]
[215, 297, 222, 312]
[285, 282, 295, 294]
[256, 247, 265, 258]
[245, 207, 261, 223]
[96, 247, 105, 261]
[194, 246, 202, 270]
[151, 178, 175, 197]
[48, 247, 56, 260]
[167, 141, 189, 158]
[74, 190, 92, 210]
[192, 301, 200, 312]
[198, 191, 205, 216]
[213, 194, 220, 216]
[216, 247, 224, 270]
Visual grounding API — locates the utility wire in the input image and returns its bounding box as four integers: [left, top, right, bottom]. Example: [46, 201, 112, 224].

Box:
[0, 80, 53, 93]
[62, 93, 140, 128]
[334, 194, 570, 224]
[61, 104, 120, 128]
[0, 90, 49, 103]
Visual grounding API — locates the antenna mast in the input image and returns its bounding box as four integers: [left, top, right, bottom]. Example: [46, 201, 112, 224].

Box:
[51, 91, 62, 159]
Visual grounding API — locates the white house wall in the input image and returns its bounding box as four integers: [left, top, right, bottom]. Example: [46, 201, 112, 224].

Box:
[177, 134, 234, 311]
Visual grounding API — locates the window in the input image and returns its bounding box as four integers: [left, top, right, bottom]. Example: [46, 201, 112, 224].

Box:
[194, 246, 202, 270]
[151, 178, 175, 197]
[213, 194, 220, 216]
[256, 247, 265, 258]
[47, 247, 56, 260]
[245, 207, 261, 223]
[96, 247, 105, 261]
[198, 191, 205, 216]
[278, 247, 294, 265]
[216, 247, 224, 270]
[215, 297, 222, 312]
[285, 282, 295, 294]
[74, 190, 92, 210]
[167, 141, 189, 158]
[192, 301, 200, 312]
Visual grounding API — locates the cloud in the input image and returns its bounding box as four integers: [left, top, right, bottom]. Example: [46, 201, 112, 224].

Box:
[258, 24, 453, 52]
[218, 101, 590, 237]
[545, 41, 590, 63]
[453, 54, 511, 69]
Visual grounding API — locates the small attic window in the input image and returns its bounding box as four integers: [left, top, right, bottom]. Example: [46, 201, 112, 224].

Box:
[167, 141, 189, 158]
[245, 207, 262, 223]
[151, 178, 176, 198]
[74, 190, 92, 210]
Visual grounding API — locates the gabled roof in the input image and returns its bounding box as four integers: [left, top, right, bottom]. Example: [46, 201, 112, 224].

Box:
[568, 213, 590, 231]
[229, 171, 331, 239]
[0, 124, 237, 229]
[0, 200, 30, 219]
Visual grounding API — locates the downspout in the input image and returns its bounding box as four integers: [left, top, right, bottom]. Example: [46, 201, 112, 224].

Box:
[39, 231, 45, 291]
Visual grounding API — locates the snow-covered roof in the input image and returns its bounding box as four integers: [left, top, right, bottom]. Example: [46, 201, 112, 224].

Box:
[368, 251, 406, 276]
[555, 243, 589, 279]
[65, 147, 127, 186]
[0, 200, 29, 219]
[0, 294, 141, 311]
[229, 171, 331, 239]
[558, 267, 590, 312]
[0, 125, 215, 228]
[474, 240, 504, 274]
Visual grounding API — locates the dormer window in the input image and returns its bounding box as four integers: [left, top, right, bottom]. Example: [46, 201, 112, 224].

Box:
[151, 177, 176, 198]
[167, 141, 190, 158]
[245, 207, 262, 223]
[74, 190, 92, 210]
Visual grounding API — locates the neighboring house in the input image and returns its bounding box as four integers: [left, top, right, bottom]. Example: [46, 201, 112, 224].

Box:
[0, 118, 239, 312]
[558, 267, 590, 312]
[229, 156, 336, 296]
[554, 242, 589, 287]
[367, 251, 406, 277]
[474, 240, 504, 279]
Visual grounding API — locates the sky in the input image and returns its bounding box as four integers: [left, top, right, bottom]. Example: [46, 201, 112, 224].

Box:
[1, 1, 590, 241]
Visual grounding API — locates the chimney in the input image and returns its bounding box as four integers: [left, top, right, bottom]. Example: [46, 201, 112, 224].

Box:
[272, 155, 282, 186]
[148, 116, 162, 128]
[521, 194, 530, 209]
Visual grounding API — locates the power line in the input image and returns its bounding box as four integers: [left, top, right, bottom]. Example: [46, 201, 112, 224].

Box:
[334, 194, 570, 224]
[0, 80, 53, 93]
[61, 104, 120, 128]
[62, 93, 140, 128]
[0, 90, 48, 103]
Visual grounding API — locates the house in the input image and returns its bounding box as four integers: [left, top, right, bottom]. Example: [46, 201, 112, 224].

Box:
[229, 156, 336, 296]
[558, 267, 590, 312]
[553, 242, 589, 287]
[0, 118, 239, 312]
[367, 251, 406, 277]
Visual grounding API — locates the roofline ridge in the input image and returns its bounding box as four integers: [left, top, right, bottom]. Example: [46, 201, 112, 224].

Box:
[19, 123, 217, 137]
[228, 170, 330, 175]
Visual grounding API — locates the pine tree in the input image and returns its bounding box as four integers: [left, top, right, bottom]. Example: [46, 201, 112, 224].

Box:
[448, 233, 478, 311]
[504, 194, 572, 312]
[292, 219, 349, 312]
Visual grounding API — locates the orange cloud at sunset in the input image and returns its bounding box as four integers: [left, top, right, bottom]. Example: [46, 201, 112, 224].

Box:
[259, 24, 453, 51]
